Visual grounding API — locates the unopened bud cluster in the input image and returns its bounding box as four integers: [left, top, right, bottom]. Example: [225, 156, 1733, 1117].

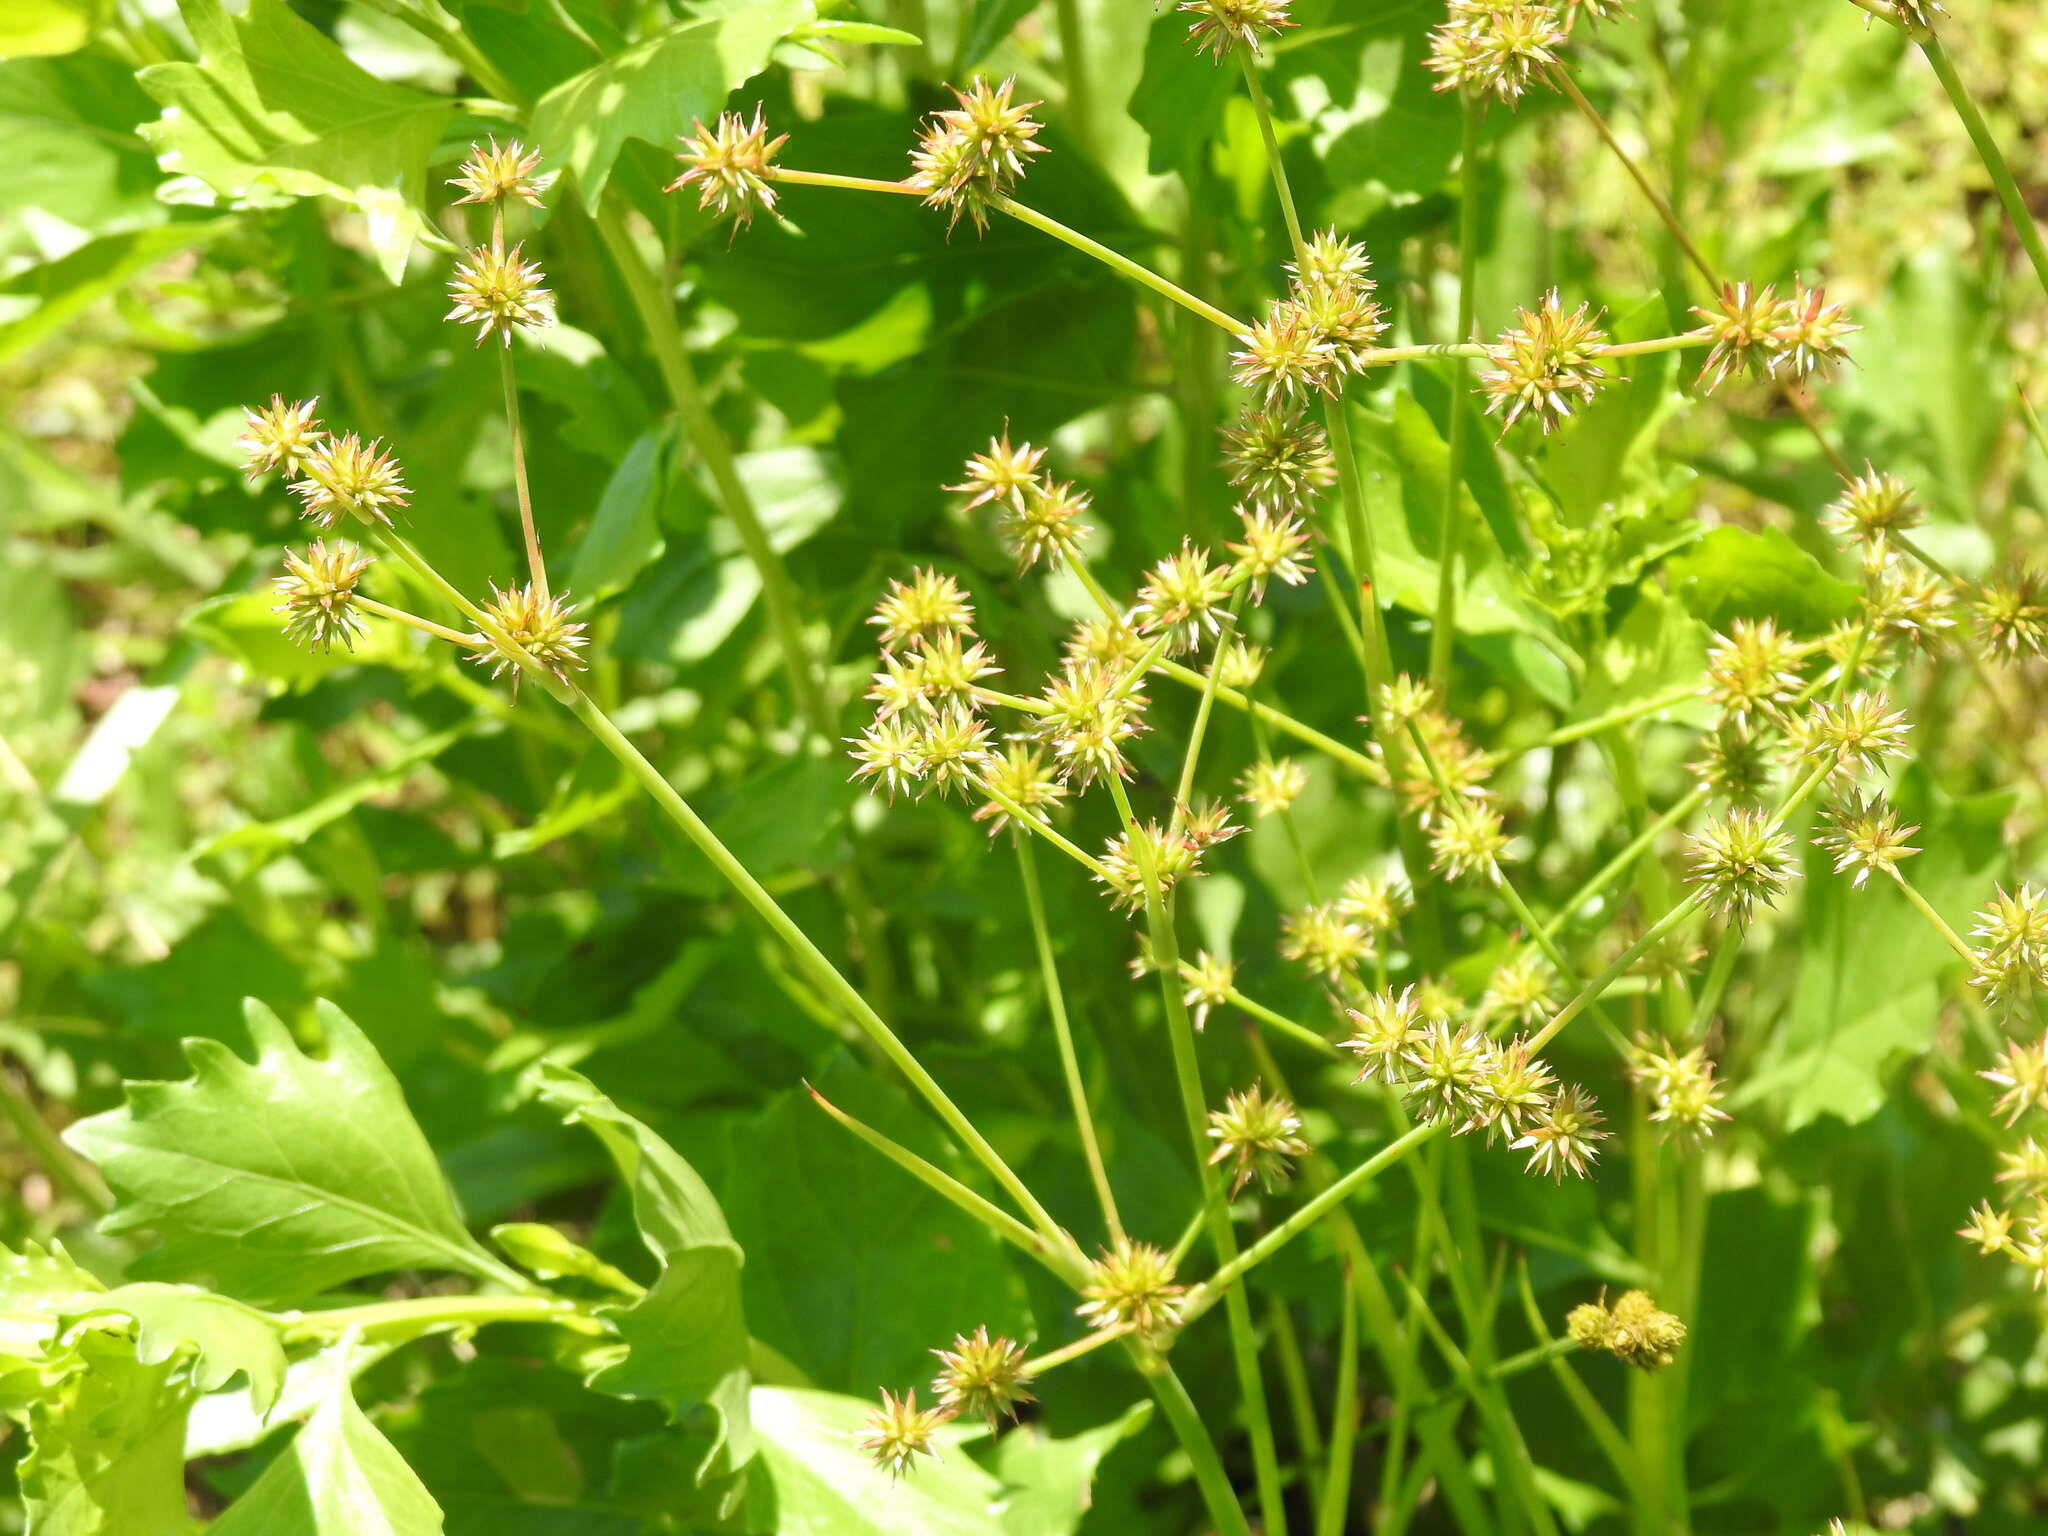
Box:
[1567, 1290, 1688, 1371]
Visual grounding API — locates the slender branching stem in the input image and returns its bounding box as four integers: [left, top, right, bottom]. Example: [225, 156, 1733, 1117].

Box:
[497, 343, 550, 602]
[1430, 91, 1483, 690]
[1915, 33, 2048, 306]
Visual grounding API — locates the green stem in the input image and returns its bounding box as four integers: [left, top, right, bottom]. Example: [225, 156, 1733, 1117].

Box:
[1137, 1354, 1257, 1536]
[0, 1063, 108, 1212]
[1527, 895, 1704, 1054]
[566, 691, 1068, 1247]
[593, 201, 832, 742]
[1887, 866, 1978, 965]
[1224, 985, 1342, 1058]
[1513, 1258, 1642, 1498]
[1051, 0, 1095, 157]
[1020, 1321, 1134, 1376]
[1538, 683, 1699, 748]
[1687, 926, 1742, 1038]
[1156, 660, 1381, 779]
[1918, 33, 2048, 306]
[1180, 1122, 1443, 1322]
[990, 194, 1250, 333]
[1238, 52, 1305, 252]
[282, 1293, 584, 1342]
[1316, 1270, 1362, 1536]
[497, 341, 550, 603]
[1170, 598, 1246, 826]
[1542, 787, 1707, 940]
[1016, 837, 1124, 1244]
[1430, 92, 1482, 691]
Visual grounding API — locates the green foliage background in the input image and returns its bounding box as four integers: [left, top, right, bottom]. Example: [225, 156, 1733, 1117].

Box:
[3, 0, 2048, 1530]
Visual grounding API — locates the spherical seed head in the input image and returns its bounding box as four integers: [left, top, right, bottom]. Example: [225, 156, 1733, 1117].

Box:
[1337, 872, 1411, 935]
[1604, 1289, 1687, 1370]
[1429, 801, 1510, 886]
[1473, 1037, 1559, 1143]
[1033, 660, 1145, 785]
[971, 742, 1067, 833]
[274, 540, 373, 653]
[1997, 1139, 2048, 1196]
[1232, 300, 1341, 406]
[446, 242, 554, 347]
[909, 77, 1045, 232]
[1414, 976, 1466, 1025]
[1702, 618, 1805, 729]
[1288, 229, 1373, 290]
[847, 714, 926, 800]
[906, 632, 1001, 707]
[1206, 1082, 1311, 1194]
[1480, 291, 1615, 433]
[1799, 689, 1910, 780]
[1221, 407, 1336, 512]
[910, 704, 996, 797]
[475, 582, 589, 684]
[1096, 821, 1200, 910]
[1064, 612, 1149, 671]
[1861, 555, 1957, 654]
[1824, 466, 1921, 550]
[1178, 0, 1294, 60]
[1133, 540, 1233, 654]
[1958, 1200, 2015, 1256]
[1279, 902, 1374, 980]
[1980, 1034, 2048, 1125]
[1402, 1022, 1495, 1126]
[1512, 1082, 1609, 1179]
[238, 395, 325, 478]
[1480, 949, 1556, 1029]
[1182, 950, 1238, 1027]
[291, 433, 409, 528]
[1692, 281, 1792, 393]
[1180, 798, 1239, 853]
[871, 568, 975, 648]
[1427, 3, 1567, 103]
[1215, 640, 1267, 690]
[947, 433, 1045, 513]
[1226, 505, 1313, 600]
[1690, 723, 1777, 803]
[1969, 886, 2048, 1008]
[1566, 1300, 1614, 1350]
[1629, 1039, 1732, 1143]
[449, 138, 549, 207]
[1238, 756, 1309, 818]
[1686, 806, 1797, 923]
[1342, 986, 1425, 1085]
[1000, 478, 1093, 570]
[855, 1388, 947, 1477]
[930, 1327, 1033, 1424]
[1077, 1239, 1184, 1338]
[667, 108, 787, 227]
[1970, 570, 2048, 660]
[1770, 281, 1857, 382]
[1377, 673, 1440, 732]
[1291, 275, 1389, 377]
[1815, 791, 1919, 888]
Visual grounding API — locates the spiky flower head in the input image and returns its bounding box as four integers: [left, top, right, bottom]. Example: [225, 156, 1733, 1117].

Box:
[667, 108, 787, 228]
[448, 138, 549, 207]
[972, 742, 1067, 833]
[1702, 618, 1806, 728]
[1969, 886, 2048, 1008]
[1426, 2, 1568, 104]
[1337, 872, 1411, 936]
[1889, 0, 1944, 32]
[930, 1327, 1033, 1424]
[1342, 987, 1424, 1085]
[1403, 1021, 1495, 1127]
[1291, 273, 1389, 376]
[291, 433, 410, 528]
[446, 242, 554, 347]
[1221, 407, 1335, 511]
[1571, 1290, 1686, 1369]
[1969, 570, 2048, 660]
[1823, 467, 1921, 551]
[1215, 640, 1266, 690]
[1692, 282, 1791, 392]
[1232, 300, 1340, 406]
[1377, 672, 1440, 732]
[1815, 792, 1919, 887]
[1473, 1037, 1559, 1143]
[1096, 820, 1200, 910]
[1288, 228, 1374, 290]
[848, 714, 926, 800]
[855, 1388, 947, 1477]
[948, 433, 1045, 513]
[1997, 1139, 2048, 1197]
[911, 704, 997, 797]
[1981, 1033, 2048, 1126]
[1064, 612, 1148, 671]
[1226, 505, 1313, 599]
[1182, 950, 1238, 1029]
[1797, 689, 1910, 780]
[238, 395, 325, 478]
[1686, 806, 1796, 923]
[1034, 661, 1146, 785]
[915, 632, 1002, 707]
[473, 582, 589, 684]
[871, 568, 975, 647]
[275, 540, 373, 653]
[1206, 1083, 1311, 1194]
[909, 77, 1045, 233]
[1769, 281, 1857, 382]
[1133, 541, 1234, 653]
[1279, 902, 1374, 980]
[1429, 800, 1510, 885]
[1238, 756, 1309, 818]
[1958, 1200, 2015, 1256]
[1690, 723, 1777, 803]
[1179, 0, 1294, 59]
[1480, 949, 1556, 1028]
[1479, 291, 1615, 433]
[1629, 1040, 1732, 1143]
[1077, 1239, 1184, 1338]
[1000, 480, 1093, 570]
[1513, 1083, 1609, 1179]
[1860, 555, 1957, 654]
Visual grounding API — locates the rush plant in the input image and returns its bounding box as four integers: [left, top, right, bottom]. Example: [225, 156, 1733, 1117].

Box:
[3, 0, 2047, 1533]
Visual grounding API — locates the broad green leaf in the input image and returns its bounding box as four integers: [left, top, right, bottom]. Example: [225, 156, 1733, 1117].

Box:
[525, 1062, 754, 1478]
[68, 1283, 287, 1416]
[0, 55, 163, 259]
[20, 1334, 194, 1536]
[0, 221, 235, 364]
[136, 0, 452, 280]
[529, 0, 814, 201]
[187, 1336, 401, 1459]
[991, 1402, 1153, 1536]
[1665, 525, 1858, 635]
[0, 1240, 105, 1390]
[789, 18, 922, 45]
[66, 998, 502, 1306]
[566, 427, 666, 602]
[210, 1345, 444, 1536]
[0, 0, 89, 58]
[491, 747, 636, 860]
[746, 1385, 1006, 1536]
